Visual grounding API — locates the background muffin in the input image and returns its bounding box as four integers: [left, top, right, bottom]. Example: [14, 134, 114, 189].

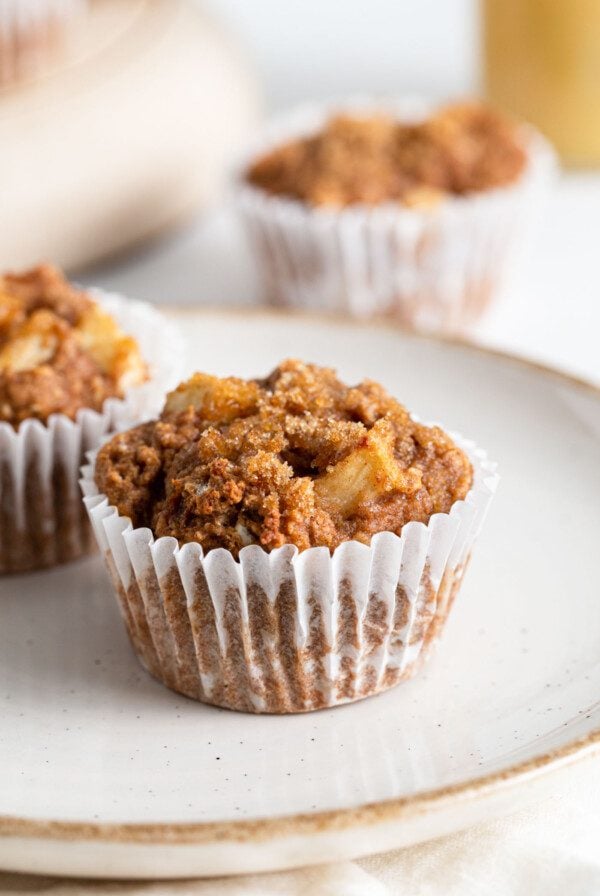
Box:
[0, 0, 87, 88]
[0, 264, 182, 573]
[238, 99, 556, 332]
[83, 360, 498, 713]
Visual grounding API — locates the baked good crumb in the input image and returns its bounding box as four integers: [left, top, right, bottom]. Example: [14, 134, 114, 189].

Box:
[0, 264, 147, 426]
[245, 102, 528, 208]
[95, 359, 472, 557]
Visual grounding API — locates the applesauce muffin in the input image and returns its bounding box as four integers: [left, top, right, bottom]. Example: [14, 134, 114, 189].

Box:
[238, 99, 556, 331]
[84, 360, 497, 713]
[0, 264, 181, 574]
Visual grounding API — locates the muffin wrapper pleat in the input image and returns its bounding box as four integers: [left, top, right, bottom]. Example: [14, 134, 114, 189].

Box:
[0, 1, 87, 87]
[236, 99, 557, 332]
[81, 433, 498, 713]
[0, 291, 182, 573]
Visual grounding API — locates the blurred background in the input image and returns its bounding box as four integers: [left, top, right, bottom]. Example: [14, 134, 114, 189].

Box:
[203, 0, 480, 108]
[1, 0, 598, 381]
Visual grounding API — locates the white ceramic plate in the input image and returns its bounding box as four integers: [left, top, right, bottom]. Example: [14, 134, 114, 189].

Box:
[1, 309, 599, 879]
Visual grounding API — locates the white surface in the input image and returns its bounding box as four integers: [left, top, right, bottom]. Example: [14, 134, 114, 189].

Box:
[1, 310, 599, 878]
[81, 171, 600, 388]
[203, 0, 480, 110]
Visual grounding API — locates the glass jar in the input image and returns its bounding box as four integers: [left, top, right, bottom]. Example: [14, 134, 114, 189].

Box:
[483, 0, 600, 165]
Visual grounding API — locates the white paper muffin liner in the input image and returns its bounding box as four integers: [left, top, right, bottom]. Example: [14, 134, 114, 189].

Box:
[81, 431, 498, 714]
[0, 0, 87, 86]
[236, 99, 557, 332]
[0, 290, 183, 573]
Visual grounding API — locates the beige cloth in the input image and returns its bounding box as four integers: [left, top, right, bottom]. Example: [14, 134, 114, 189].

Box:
[2, 759, 599, 895]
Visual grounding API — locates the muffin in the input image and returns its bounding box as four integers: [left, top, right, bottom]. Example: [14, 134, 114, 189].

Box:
[0, 1, 87, 88]
[0, 264, 182, 573]
[82, 359, 498, 713]
[238, 99, 556, 331]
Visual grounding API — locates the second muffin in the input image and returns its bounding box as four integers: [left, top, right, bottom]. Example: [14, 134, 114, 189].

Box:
[83, 360, 497, 713]
[0, 264, 182, 573]
[238, 99, 556, 331]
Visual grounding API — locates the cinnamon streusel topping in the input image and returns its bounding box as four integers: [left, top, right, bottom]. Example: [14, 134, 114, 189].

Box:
[95, 360, 472, 557]
[246, 102, 528, 208]
[0, 265, 147, 426]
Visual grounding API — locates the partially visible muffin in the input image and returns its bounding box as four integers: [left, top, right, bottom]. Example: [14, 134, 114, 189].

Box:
[0, 264, 177, 575]
[95, 359, 472, 557]
[0, 265, 146, 426]
[0, 1, 87, 88]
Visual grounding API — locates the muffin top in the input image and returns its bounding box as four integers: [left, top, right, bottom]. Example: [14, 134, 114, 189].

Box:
[95, 359, 472, 557]
[245, 102, 528, 208]
[0, 265, 147, 426]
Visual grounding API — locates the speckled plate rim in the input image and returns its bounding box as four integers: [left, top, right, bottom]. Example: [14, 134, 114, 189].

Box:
[2, 306, 599, 848]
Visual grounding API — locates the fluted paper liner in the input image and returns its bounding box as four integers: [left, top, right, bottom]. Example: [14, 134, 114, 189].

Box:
[0, 0, 87, 86]
[0, 291, 182, 573]
[82, 433, 498, 713]
[237, 99, 557, 331]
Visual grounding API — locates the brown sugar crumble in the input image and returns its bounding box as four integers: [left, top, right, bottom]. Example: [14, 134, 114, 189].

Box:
[245, 102, 528, 208]
[95, 360, 473, 557]
[0, 265, 147, 426]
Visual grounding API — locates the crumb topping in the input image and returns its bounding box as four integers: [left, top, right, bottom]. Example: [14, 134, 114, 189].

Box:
[95, 360, 473, 556]
[245, 102, 528, 208]
[0, 265, 147, 425]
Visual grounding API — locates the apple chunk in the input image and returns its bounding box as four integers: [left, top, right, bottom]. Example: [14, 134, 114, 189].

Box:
[74, 304, 146, 390]
[164, 372, 260, 422]
[314, 419, 422, 515]
[0, 310, 60, 372]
